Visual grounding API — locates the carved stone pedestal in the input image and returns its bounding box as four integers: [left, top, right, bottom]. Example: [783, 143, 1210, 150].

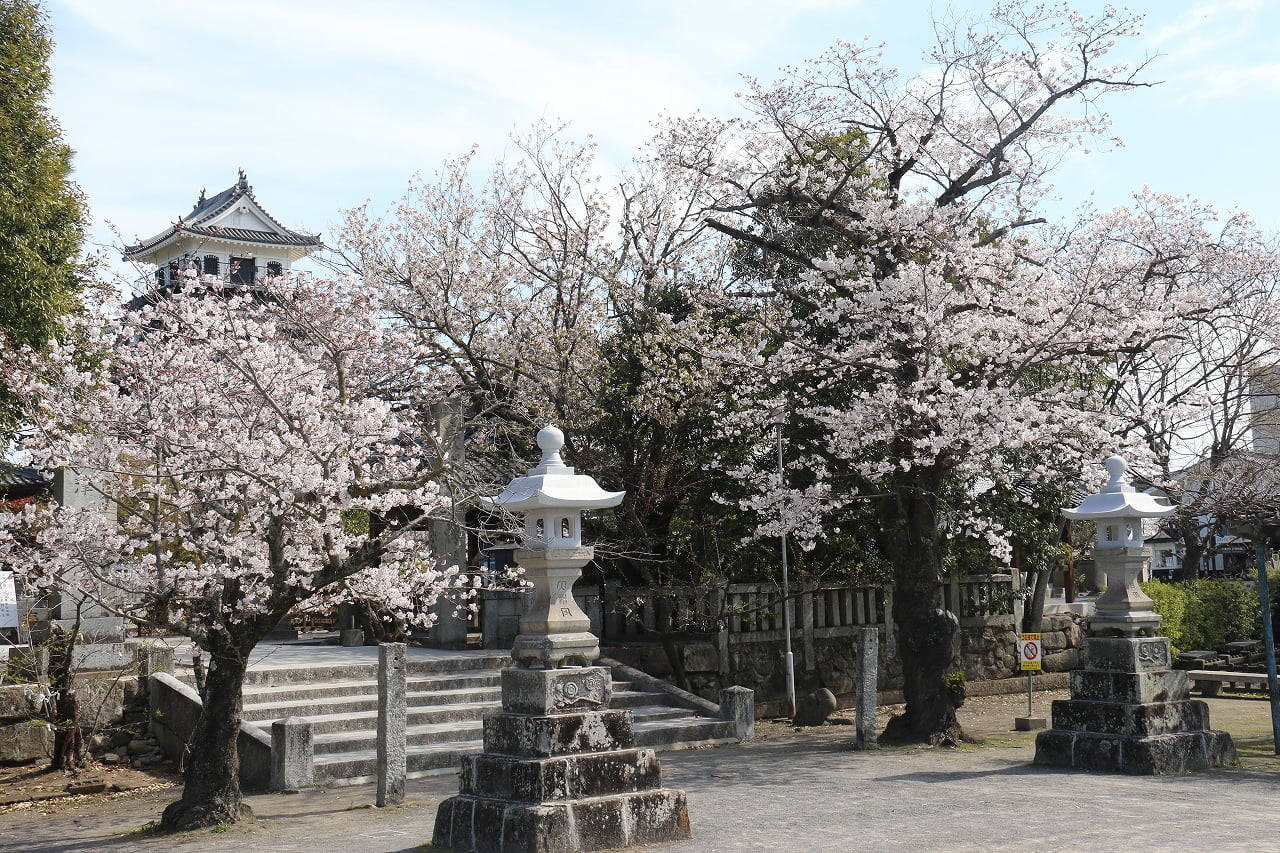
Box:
[1034, 637, 1237, 774]
[433, 668, 691, 852]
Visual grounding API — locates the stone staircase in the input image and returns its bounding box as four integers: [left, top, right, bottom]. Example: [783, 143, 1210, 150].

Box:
[238, 650, 738, 786]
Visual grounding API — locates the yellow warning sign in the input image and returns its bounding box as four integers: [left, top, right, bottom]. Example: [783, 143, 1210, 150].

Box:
[1019, 633, 1042, 671]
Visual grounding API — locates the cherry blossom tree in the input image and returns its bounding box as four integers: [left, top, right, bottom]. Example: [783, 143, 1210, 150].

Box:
[333, 125, 769, 590]
[0, 273, 463, 830]
[1098, 200, 1280, 579]
[658, 4, 1236, 743]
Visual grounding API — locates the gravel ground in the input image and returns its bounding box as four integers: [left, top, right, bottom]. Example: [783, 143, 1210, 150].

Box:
[2, 689, 1276, 853]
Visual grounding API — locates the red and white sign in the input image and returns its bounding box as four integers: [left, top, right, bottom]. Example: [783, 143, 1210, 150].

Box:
[1019, 633, 1042, 671]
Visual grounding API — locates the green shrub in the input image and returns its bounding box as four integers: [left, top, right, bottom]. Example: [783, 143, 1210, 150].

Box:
[1184, 579, 1260, 651]
[1141, 580, 1188, 654]
[1141, 578, 1262, 656]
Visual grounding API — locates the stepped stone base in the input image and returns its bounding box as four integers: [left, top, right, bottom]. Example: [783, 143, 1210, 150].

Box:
[1034, 637, 1237, 775]
[1034, 728, 1237, 774]
[434, 668, 691, 852]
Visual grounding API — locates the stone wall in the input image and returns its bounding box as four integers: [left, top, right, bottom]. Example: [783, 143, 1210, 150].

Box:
[1038, 612, 1087, 672]
[0, 673, 143, 764]
[149, 672, 272, 788]
[605, 629, 900, 718]
[606, 611, 1086, 716]
[956, 611, 1086, 681]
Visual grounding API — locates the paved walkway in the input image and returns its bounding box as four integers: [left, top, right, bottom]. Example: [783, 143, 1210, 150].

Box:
[4, 723, 1275, 852]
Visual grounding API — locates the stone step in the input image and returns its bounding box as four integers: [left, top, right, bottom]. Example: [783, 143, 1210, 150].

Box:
[240, 652, 511, 686]
[242, 685, 672, 728]
[313, 739, 481, 785]
[631, 716, 739, 749]
[241, 671, 501, 704]
[307, 704, 697, 749]
[314, 720, 486, 754]
[311, 713, 738, 787]
[241, 686, 504, 723]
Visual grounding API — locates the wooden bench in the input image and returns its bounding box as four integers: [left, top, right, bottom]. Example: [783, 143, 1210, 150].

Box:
[1187, 670, 1271, 696]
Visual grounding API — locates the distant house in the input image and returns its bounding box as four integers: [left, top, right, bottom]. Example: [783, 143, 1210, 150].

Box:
[122, 170, 321, 304]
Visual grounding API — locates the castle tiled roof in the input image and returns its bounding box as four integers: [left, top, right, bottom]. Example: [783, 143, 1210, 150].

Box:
[123, 171, 321, 258]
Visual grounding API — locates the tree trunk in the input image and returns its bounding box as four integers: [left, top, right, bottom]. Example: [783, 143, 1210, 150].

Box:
[160, 639, 254, 830]
[46, 623, 84, 772]
[51, 689, 83, 772]
[1181, 534, 1205, 583]
[879, 482, 964, 745]
[1022, 557, 1051, 635]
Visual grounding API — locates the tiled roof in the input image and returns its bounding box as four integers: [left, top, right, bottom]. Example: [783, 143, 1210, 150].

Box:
[123, 171, 320, 258]
[0, 465, 52, 499]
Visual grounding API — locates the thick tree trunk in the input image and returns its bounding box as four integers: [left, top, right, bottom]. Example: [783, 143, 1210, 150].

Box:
[879, 482, 965, 745]
[160, 639, 254, 831]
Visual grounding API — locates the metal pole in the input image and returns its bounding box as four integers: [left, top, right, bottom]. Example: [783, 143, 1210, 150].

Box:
[778, 424, 795, 718]
[1254, 540, 1280, 755]
[1027, 671, 1034, 717]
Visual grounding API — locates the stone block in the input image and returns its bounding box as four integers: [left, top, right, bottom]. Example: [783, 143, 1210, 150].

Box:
[0, 720, 52, 763]
[1042, 649, 1079, 672]
[434, 790, 691, 852]
[71, 644, 130, 672]
[1049, 698, 1209, 737]
[1034, 728, 1238, 774]
[270, 717, 314, 791]
[1041, 630, 1068, 651]
[793, 687, 837, 726]
[134, 643, 173, 677]
[502, 666, 612, 715]
[572, 796, 627, 849]
[719, 686, 754, 740]
[1082, 637, 1173, 672]
[483, 709, 635, 757]
[681, 642, 719, 673]
[30, 617, 125, 645]
[0, 684, 40, 720]
[1070, 668, 1189, 704]
[461, 749, 662, 801]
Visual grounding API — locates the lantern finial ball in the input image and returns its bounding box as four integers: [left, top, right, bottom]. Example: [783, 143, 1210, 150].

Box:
[537, 424, 565, 453]
[1105, 454, 1127, 486]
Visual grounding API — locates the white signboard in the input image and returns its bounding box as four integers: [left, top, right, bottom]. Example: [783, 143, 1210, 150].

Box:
[0, 571, 18, 628]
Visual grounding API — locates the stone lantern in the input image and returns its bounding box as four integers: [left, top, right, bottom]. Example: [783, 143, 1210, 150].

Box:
[1062, 455, 1175, 637]
[488, 424, 623, 669]
[1034, 454, 1237, 774]
[433, 426, 692, 852]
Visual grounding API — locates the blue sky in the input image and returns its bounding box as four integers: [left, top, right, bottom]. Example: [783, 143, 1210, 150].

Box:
[43, 0, 1280, 277]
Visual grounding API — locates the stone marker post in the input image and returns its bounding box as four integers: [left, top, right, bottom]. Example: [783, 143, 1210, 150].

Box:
[855, 626, 879, 750]
[377, 642, 406, 807]
[271, 717, 314, 791]
[1034, 456, 1237, 773]
[434, 426, 691, 852]
[719, 686, 755, 740]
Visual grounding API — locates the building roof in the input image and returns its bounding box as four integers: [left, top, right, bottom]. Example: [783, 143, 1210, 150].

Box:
[0, 464, 52, 500]
[122, 171, 322, 261]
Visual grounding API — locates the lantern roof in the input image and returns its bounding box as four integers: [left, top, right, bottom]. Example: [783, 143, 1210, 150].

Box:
[1062, 455, 1176, 520]
[487, 425, 625, 512]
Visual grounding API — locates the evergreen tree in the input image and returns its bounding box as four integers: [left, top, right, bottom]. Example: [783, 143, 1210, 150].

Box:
[0, 0, 87, 427]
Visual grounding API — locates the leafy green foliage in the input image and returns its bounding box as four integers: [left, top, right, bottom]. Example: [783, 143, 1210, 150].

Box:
[0, 0, 87, 429]
[1141, 579, 1262, 656]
